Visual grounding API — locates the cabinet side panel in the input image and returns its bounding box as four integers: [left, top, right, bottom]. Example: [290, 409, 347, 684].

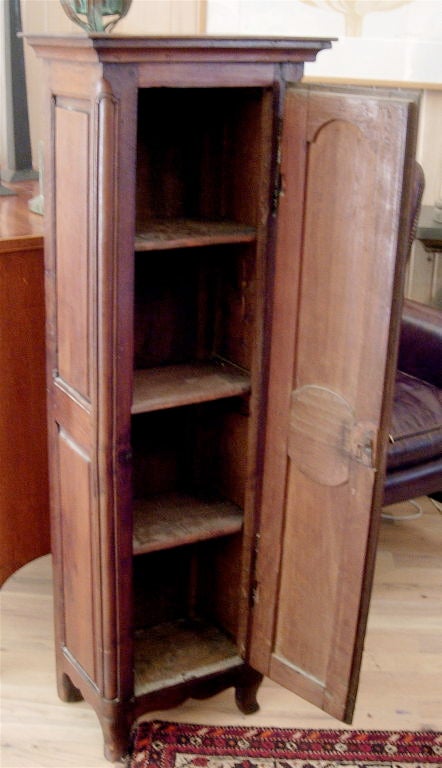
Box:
[55, 103, 91, 400]
[58, 427, 97, 682]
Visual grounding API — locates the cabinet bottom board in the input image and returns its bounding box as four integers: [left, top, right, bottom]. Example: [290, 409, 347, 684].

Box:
[134, 618, 240, 696]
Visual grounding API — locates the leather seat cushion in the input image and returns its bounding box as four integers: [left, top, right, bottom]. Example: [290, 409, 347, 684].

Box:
[387, 370, 442, 469]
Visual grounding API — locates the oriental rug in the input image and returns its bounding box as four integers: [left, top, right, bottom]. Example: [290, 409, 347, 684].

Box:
[126, 720, 441, 768]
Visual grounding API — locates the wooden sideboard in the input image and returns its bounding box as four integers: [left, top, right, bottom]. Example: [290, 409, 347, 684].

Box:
[0, 182, 49, 586]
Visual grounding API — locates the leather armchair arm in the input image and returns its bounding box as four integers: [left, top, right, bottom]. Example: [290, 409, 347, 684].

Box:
[397, 299, 442, 389]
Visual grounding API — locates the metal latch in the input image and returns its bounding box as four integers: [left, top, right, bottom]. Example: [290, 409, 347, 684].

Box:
[350, 422, 377, 468]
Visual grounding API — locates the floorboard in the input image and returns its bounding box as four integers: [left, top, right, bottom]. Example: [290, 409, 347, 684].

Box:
[1, 497, 441, 767]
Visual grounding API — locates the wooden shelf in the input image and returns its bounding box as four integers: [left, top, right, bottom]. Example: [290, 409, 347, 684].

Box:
[135, 219, 256, 251]
[133, 492, 243, 555]
[132, 361, 251, 414]
[134, 618, 241, 696]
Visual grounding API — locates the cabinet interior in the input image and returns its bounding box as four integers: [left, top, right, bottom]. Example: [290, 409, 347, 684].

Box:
[131, 86, 271, 694]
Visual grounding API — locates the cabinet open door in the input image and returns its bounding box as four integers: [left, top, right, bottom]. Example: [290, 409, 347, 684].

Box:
[248, 87, 417, 722]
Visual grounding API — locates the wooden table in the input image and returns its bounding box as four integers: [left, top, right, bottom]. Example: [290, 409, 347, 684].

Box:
[0, 181, 49, 586]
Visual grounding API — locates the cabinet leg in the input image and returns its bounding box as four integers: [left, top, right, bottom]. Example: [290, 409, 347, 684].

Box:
[57, 671, 83, 702]
[100, 711, 131, 764]
[235, 666, 263, 714]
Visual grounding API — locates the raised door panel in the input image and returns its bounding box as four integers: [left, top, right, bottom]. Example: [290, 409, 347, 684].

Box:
[249, 88, 417, 720]
[54, 102, 91, 399]
[57, 428, 97, 681]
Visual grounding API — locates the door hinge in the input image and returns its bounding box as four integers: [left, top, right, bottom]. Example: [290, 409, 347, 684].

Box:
[272, 115, 284, 214]
[271, 171, 283, 214]
[250, 533, 261, 606]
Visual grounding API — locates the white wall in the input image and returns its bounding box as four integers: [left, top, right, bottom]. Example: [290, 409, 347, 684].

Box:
[206, 0, 442, 203]
[13, 0, 205, 170]
[206, 0, 441, 85]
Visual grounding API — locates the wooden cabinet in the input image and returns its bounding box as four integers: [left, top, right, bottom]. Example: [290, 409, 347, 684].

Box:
[28, 36, 417, 761]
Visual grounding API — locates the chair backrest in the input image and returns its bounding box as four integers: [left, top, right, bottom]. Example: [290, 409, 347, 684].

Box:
[396, 162, 441, 387]
[407, 161, 425, 254]
[398, 299, 442, 389]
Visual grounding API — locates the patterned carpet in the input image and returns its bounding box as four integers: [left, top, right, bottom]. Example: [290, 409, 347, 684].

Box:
[126, 720, 441, 768]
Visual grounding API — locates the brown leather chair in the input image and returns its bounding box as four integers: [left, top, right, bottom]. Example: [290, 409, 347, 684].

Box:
[382, 160, 441, 510]
[384, 298, 442, 507]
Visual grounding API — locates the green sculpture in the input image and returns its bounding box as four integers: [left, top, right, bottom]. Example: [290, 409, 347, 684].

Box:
[60, 0, 132, 33]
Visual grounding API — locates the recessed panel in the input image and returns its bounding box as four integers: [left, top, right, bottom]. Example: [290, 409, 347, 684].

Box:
[297, 119, 377, 405]
[58, 427, 96, 682]
[55, 102, 91, 400]
[273, 117, 380, 694]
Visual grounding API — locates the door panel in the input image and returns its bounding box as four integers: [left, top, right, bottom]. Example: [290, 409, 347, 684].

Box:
[248, 88, 417, 721]
[55, 102, 91, 400]
[58, 427, 96, 681]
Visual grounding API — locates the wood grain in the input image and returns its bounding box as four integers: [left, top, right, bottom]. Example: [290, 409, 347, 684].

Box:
[249, 88, 416, 723]
[132, 362, 251, 413]
[0, 182, 49, 586]
[0, 181, 43, 243]
[54, 103, 91, 399]
[135, 220, 256, 251]
[133, 492, 243, 554]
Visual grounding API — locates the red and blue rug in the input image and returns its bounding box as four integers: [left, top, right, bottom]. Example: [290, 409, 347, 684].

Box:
[127, 720, 441, 768]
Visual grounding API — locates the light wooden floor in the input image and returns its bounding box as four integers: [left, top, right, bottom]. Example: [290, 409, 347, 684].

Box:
[1, 498, 441, 767]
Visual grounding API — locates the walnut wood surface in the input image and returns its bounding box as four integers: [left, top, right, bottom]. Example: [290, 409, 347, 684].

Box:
[27, 34, 333, 63]
[29, 38, 289, 762]
[249, 88, 416, 722]
[133, 492, 243, 554]
[0, 180, 43, 244]
[26, 35, 417, 764]
[0, 182, 49, 586]
[135, 219, 256, 251]
[132, 362, 251, 413]
[134, 618, 240, 696]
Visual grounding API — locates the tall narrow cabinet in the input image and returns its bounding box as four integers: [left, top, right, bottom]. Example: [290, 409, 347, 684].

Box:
[29, 36, 417, 762]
